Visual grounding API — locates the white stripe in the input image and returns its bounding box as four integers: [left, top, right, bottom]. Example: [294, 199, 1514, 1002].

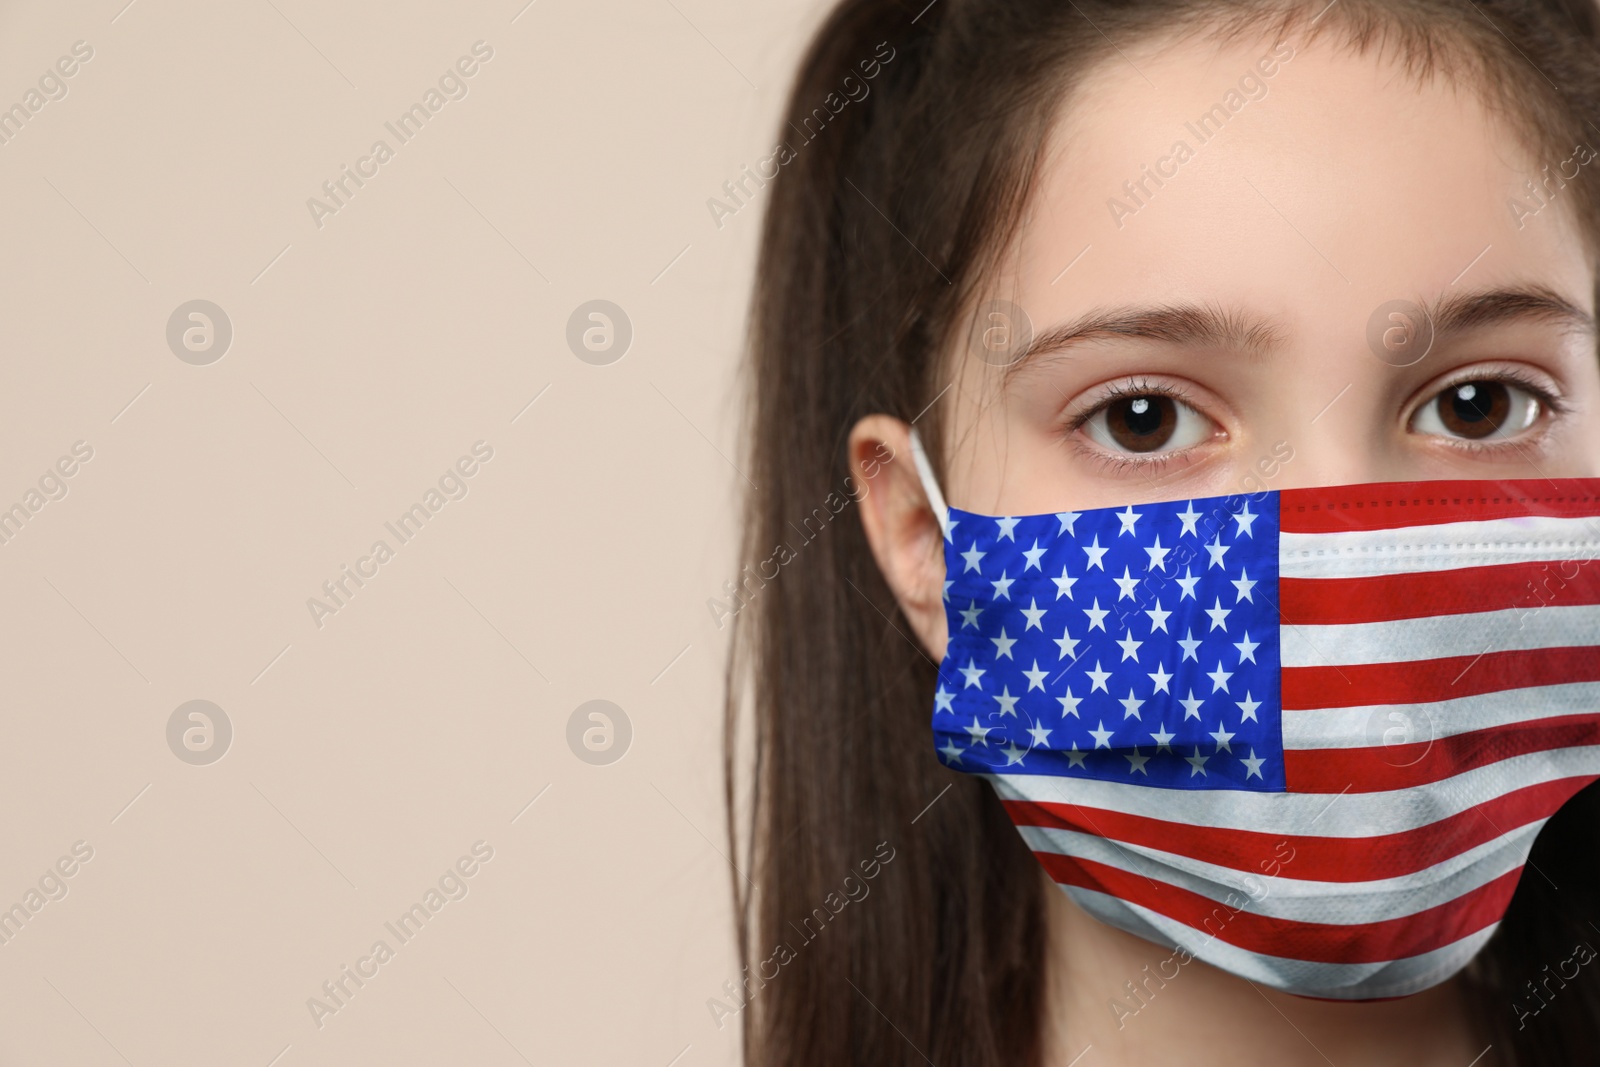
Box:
[1280, 602, 1600, 667]
[1281, 513, 1600, 579]
[1018, 819, 1540, 925]
[1064, 883, 1497, 999]
[1283, 679, 1600, 748]
[985, 744, 1600, 836]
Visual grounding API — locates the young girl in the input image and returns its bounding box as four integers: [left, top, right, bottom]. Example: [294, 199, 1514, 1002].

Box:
[724, 1, 1600, 1063]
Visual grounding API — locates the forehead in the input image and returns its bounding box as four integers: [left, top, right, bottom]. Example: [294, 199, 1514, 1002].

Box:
[998, 33, 1592, 333]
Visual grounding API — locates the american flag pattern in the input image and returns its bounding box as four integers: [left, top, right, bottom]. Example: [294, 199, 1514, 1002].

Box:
[930, 476, 1600, 999]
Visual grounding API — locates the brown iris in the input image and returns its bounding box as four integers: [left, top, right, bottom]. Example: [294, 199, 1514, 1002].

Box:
[1106, 395, 1178, 452]
[1437, 381, 1510, 439]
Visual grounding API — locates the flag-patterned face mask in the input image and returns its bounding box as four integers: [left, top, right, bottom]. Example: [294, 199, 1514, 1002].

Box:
[908, 429, 1600, 1001]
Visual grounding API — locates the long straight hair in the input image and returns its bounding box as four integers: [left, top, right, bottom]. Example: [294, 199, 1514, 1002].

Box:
[725, 2, 1600, 1063]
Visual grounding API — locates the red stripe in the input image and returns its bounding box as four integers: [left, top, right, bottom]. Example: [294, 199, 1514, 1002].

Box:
[1279, 479, 1600, 533]
[1282, 646, 1600, 709]
[1000, 775, 1592, 882]
[1038, 853, 1517, 963]
[1280, 560, 1600, 625]
[1284, 717, 1600, 793]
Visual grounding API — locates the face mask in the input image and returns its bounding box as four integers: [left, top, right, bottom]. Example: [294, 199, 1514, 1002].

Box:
[909, 429, 1600, 1000]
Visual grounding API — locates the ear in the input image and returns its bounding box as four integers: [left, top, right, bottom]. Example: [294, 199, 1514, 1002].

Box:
[848, 415, 949, 660]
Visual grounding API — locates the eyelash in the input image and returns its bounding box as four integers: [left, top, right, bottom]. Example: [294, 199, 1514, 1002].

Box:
[1062, 376, 1213, 477]
[1061, 367, 1567, 474]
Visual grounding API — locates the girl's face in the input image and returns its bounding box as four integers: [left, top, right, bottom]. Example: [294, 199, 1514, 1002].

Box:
[940, 33, 1600, 518]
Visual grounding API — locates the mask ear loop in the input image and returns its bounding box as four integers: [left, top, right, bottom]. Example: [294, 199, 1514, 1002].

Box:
[907, 427, 952, 542]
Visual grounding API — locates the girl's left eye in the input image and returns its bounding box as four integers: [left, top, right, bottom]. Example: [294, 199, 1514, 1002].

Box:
[1410, 379, 1542, 441]
[1080, 392, 1215, 455]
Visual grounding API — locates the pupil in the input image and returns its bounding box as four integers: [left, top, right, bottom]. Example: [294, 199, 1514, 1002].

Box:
[1438, 380, 1510, 439]
[1452, 384, 1491, 422]
[1108, 395, 1176, 452]
[1122, 397, 1163, 435]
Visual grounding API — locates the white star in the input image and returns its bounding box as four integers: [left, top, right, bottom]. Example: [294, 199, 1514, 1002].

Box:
[1126, 748, 1151, 775]
[1241, 748, 1266, 779]
[965, 717, 992, 745]
[1082, 535, 1109, 571]
[1120, 689, 1145, 720]
[1210, 723, 1235, 752]
[945, 518, 959, 543]
[1052, 565, 1078, 601]
[942, 580, 952, 602]
[1000, 739, 1029, 766]
[1117, 505, 1142, 536]
[990, 571, 1015, 600]
[1144, 600, 1172, 633]
[1065, 742, 1088, 768]
[1053, 627, 1081, 661]
[939, 739, 964, 765]
[1146, 663, 1173, 694]
[1233, 502, 1258, 538]
[1022, 539, 1047, 571]
[1150, 723, 1175, 752]
[1113, 566, 1141, 601]
[1177, 501, 1202, 537]
[1177, 628, 1203, 662]
[1085, 660, 1112, 693]
[1179, 689, 1205, 720]
[961, 543, 986, 573]
[1020, 597, 1047, 631]
[1236, 691, 1262, 722]
[1022, 659, 1048, 691]
[996, 516, 1021, 541]
[1186, 746, 1210, 777]
[1116, 630, 1143, 662]
[1144, 536, 1170, 572]
[934, 686, 955, 713]
[993, 686, 1020, 717]
[1207, 662, 1234, 693]
[1083, 598, 1109, 632]
[1176, 567, 1201, 601]
[1057, 511, 1081, 536]
[1233, 632, 1260, 664]
[1027, 718, 1052, 747]
[959, 659, 986, 688]
[1205, 597, 1233, 631]
[1089, 720, 1114, 748]
[990, 628, 1017, 660]
[1057, 688, 1083, 718]
[959, 600, 983, 630]
[1231, 568, 1257, 603]
[1205, 536, 1230, 569]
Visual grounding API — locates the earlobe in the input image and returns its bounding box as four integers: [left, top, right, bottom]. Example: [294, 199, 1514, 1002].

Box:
[847, 415, 950, 660]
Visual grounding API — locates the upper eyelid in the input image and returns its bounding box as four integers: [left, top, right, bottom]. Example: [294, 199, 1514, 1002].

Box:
[1411, 365, 1567, 417]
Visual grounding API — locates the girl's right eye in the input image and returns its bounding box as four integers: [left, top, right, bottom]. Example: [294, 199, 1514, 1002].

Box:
[1080, 392, 1215, 455]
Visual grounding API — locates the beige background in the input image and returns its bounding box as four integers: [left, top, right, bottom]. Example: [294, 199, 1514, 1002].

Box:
[0, 0, 813, 1062]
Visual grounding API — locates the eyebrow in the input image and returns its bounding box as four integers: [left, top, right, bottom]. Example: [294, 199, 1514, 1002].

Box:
[1006, 284, 1596, 377]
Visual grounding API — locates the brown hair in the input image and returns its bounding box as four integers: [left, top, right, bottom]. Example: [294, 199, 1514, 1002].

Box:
[725, 1, 1600, 1064]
